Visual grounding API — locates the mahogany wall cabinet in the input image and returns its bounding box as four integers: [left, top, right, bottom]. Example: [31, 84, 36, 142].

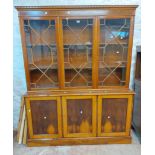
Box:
[16, 5, 137, 146]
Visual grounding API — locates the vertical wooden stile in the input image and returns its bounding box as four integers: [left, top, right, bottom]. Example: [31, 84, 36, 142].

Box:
[55, 17, 65, 89]
[92, 17, 99, 88]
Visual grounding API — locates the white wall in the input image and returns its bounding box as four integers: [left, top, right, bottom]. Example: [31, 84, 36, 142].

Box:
[13, 0, 141, 129]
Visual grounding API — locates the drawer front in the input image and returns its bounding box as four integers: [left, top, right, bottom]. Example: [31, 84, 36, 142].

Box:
[98, 95, 133, 136]
[62, 96, 96, 137]
[26, 96, 62, 139]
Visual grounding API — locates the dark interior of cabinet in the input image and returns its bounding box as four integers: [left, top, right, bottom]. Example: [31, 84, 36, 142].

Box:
[101, 98, 128, 133]
[30, 100, 58, 135]
[66, 99, 93, 134]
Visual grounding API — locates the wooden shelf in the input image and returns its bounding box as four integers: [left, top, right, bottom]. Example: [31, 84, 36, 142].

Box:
[99, 43, 128, 46]
[29, 63, 126, 70]
[26, 43, 93, 48]
[26, 43, 128, 47]
[26, 44, 57, 48]
[29, 64, 92, 70]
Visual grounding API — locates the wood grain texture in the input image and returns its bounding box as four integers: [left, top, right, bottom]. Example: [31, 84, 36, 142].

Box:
[62, 96, 96, 138]
[27, 136, 131, 147]
[92, 17, 99, 88]
[23, 117, 27, 144]
[26, 89, 135, 97]
[25, 96, 62, 139]
[55, 17, 65, 89]
[17, 96, 25, 142]
[98, 98, 128, 136]
[98, 94, 133, 137]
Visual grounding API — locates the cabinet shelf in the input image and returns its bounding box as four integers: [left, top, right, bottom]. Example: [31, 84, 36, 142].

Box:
[26, 43, 128, 48]
[26, 44, 57, 48]
[26, 43, 93, 48]
[100, 43, 128, 46]
[29, 63, 126, 70]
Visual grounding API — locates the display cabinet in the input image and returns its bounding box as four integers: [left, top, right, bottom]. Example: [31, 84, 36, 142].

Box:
[16, 5, 137, 146]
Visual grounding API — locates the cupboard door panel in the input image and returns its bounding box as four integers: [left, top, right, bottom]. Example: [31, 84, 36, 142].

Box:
[62, 96, 96, 137]
[62, 18, 93, 87]
[26, 97, 62, 139]
[24, 19, 59, 89]
[101, 98, 127, 133]
[98, 95, 132, 136]
[99, 18, 130, 86]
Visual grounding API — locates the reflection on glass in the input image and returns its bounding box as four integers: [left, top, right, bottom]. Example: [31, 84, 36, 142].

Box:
[24, 20, 58, 88]
[62, 19, 93, 87]
[99, 18, 130, 86]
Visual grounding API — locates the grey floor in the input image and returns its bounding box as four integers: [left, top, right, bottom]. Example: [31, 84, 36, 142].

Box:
[13, 130, 140, 155]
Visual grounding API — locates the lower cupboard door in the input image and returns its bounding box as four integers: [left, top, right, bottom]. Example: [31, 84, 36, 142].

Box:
[26, 96, 62, 139]
[62, 96, 97, 138]
[98, 95, 133, 136]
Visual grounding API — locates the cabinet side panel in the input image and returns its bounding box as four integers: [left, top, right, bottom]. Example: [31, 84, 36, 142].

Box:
[19, 17, 31, 90]
[125, 16, 135, 86]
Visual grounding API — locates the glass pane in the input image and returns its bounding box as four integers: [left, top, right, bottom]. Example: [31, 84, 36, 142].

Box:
[30, 100, 58, 135]
[24, 20, 58, 88]
[62, 19, 93, 87]
[99, 18, 130, 86]
[66, 99, 92, 134]
[101, 98, 128, 133]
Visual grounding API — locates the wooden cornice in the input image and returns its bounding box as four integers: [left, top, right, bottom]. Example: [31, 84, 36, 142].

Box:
[15, 5, 138, 11]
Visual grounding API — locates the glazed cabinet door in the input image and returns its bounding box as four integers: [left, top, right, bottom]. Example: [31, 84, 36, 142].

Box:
[23, 19, 59, 89]
[26, 96, 62, 139]
[98, 18, 131, 87]
[98, 95, 133, 136]
[61, 18, 94, 88]
[62, 96, 96, 137]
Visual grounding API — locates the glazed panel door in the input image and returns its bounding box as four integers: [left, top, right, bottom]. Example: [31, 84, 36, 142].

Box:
[23, 18, 59, 89]
[62, 96, 96, 137]
[26, 96, 62, 139]
[98, 95, 133, 136]
[61, 17, 94, 88]
[98, 18, 131, 87]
